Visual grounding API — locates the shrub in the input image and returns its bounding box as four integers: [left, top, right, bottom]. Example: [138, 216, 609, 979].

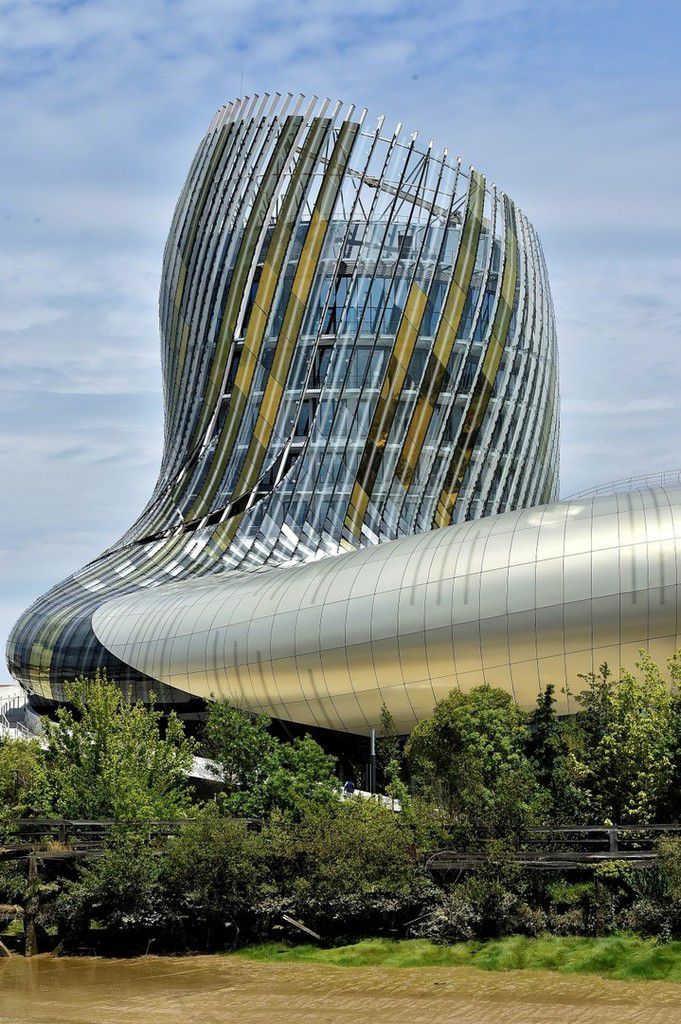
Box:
[411, 889, 481, 942]
[265, 798, 433, 937]
[623, 898, 672, 939]
[549, 908, 585, 936]
[50, 832, 167, 950]
[163, 806, 269, 946]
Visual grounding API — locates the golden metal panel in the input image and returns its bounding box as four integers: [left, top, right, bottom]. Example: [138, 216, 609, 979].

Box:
[343, 280, 428, 539]
[394, 170, 485, 490]
[190, 114, 304, 453]
[92, 483, 681, 733]
[434, 196, 518, 527]
[211, 120, 359, 549]
[188, 117, 326, 518]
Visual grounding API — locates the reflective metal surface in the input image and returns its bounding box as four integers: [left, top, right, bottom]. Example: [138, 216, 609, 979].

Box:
[93, 484, 681, 733]
[7, 93, 562, 722]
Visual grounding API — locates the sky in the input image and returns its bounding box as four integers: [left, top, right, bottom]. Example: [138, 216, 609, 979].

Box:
[1, 0, 680, 670]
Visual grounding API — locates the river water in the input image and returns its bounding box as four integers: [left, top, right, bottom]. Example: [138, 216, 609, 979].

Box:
[1, 954, 681, 1023]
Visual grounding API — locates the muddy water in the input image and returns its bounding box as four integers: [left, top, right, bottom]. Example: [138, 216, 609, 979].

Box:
[1, 955, 681, 1024]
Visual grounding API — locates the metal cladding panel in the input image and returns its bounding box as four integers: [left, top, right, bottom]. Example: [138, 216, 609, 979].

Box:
[91, 484, 681, 733]
[7, 93, 564, 724]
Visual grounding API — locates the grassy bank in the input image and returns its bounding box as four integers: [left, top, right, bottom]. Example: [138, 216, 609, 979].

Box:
[236, 936, 681, 982]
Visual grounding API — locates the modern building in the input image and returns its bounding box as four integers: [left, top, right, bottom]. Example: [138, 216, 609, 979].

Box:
[7, 94, 679, 734]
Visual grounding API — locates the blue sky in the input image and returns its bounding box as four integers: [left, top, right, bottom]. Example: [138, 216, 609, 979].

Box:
[1, 0, 680, 672]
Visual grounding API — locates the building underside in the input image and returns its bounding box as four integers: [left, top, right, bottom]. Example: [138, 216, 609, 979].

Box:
[8, 94, 676, 735]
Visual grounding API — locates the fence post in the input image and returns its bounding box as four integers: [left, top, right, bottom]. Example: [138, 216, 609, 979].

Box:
[608, 827, 618, 854]
[24, 855, 39, 957]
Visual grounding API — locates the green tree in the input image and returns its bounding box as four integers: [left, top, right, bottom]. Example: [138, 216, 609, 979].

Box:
[404, 685, 544, 838]
[203, 702, 278, 815]
[38, 672, 195, 820]
[376, 703, 401, 774]
[526, 684, 586, 822]
[260, 736, 339, 817]
[204, 700, 339, 817]
[662, 652, 681, 820]
[572, 655, 675, 824]
[376, 703, 408, 805]
[0, 738, 47, 818]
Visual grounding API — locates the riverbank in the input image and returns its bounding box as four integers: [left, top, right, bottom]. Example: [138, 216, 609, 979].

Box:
[237, 936, 681, 982]
[2, 953, 681, 1024]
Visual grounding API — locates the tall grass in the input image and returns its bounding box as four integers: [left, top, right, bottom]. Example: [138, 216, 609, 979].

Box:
[236, 936, 681, 982]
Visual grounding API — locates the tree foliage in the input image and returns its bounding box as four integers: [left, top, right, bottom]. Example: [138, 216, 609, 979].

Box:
[404, 685, 543, 837]
[376, 703, 401, 774]
[526, 684, 586, 822]
[9, 654, 681, 952]
[0, 738, 47, 818]
[571, 656, 676, 823]
[38, 671, 195, 820]
[203, 701, 277, 814]
[203, 700, 339, 817]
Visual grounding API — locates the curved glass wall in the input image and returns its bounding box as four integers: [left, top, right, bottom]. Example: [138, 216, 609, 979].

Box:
[6, 93, 559, 711]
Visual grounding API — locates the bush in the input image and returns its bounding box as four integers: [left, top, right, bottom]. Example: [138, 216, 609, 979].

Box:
[549, 908, 585, 936]
[164, 806, 269, 946]
[265, 798, 434, 937]
[509, 902, 549, 937]
[623, 898, 672, 939]
[411, 889, 481, 942]
[50, 832, 167, 950]
[50, 810, 271, 952]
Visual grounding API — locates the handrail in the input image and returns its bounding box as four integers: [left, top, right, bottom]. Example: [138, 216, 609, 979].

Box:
[0, 691, 31, 740]
[565, 469, 681, 500]
[0, 819, 186, 847]
[425, 823, 681, 873]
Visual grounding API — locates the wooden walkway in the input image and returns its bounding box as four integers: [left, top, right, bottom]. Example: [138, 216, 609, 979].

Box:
[0, 819, 190, 865]
[4, 820, 681, 871]
[426, 824, 681, 873]
[3, 818, 681, 956]
[0, 818, 246, 957]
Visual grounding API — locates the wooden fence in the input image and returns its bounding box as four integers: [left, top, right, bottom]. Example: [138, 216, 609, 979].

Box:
[426, 824, 681, 873]
[0, 817, 263, 864]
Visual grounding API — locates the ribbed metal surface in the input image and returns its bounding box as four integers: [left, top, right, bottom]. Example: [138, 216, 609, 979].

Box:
[93, 483, 681, 733]
[7, 94, 559, 711]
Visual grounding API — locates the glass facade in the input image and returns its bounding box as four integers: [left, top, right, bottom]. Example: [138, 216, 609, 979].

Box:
[6, 94, 559, 713]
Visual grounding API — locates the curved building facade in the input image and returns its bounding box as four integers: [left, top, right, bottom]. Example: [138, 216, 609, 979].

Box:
[8, 93, 566, 725]
[93, 483, 681, 733]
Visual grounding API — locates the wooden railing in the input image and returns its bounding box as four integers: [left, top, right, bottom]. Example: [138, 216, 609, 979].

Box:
[0, 817, 261, 862]
[4, 818, 681, 872]
[426, 824, 681, 873]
